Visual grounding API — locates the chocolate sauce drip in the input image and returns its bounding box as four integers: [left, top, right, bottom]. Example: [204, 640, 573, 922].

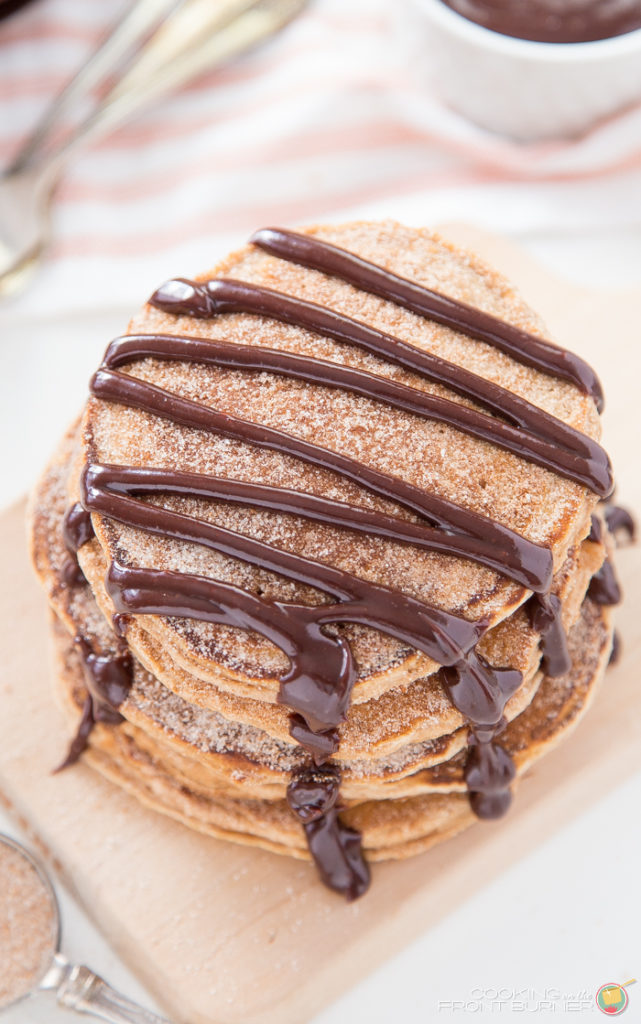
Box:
[528, 592, 572, 677]
[464, 733, 516, 820]
[54, 696, 94, 773]
[61, 503, 94, 588]
[287, 768, 369, 899]
[82, 462, 487, 675]
[63, 502, 94, 552]
[80, 464, 475, 663]
[104, 333, 611, 496]
[99, 549, 482, 734]
[604, 505, 636, 543]
[83, 467, 495, 698]
[437, 0, 641, 44]
[469, 788, 513, 820]
[287, 765, 341, 822]
[588, 559, 622, 606]
[103, 558, 354, 736]
[588, 513, 603, 544]
[61, 556, 86, 588]
[78, 230, 615, 892]
[442, 652, 520, 816]
[112, 613, 130, 637]
[74, 637, 133, 719]
[303, 809, 371, 901]
[151, 278, 610, 484]
[442, 649, 522, 729]
[609, 630, 621, 666]
[289, 717, 339, 764]
[56, 639, 133, 772]
[249, 228, 605, 410]
[90, 369, 552, 592]
[587, 509, 623, 606]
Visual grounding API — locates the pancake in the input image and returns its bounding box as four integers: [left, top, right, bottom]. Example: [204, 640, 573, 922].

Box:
[49, 596, 611, 860]
[32, 427, 604, 793]
[28, 220, 621, 899]
[77, 223, 603, 697]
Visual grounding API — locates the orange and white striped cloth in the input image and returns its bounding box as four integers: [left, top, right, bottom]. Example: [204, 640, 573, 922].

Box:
[2, 0, 641, 316]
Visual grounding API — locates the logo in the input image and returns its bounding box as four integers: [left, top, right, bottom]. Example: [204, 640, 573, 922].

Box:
[596, 979, 636, 1015]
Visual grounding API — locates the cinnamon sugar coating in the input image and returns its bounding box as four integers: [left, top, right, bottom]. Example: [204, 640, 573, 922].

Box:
[27, 219, 616, 878]
[79, 222, 600, 690]
[32, 431, 605, 803]
[49, 597, 610, 860]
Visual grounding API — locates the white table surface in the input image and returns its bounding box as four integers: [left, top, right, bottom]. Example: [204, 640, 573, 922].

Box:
[1, 224, 640, 1024]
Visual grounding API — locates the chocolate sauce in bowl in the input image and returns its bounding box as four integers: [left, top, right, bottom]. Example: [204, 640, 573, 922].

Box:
[0, 0, 38, 20]
[438, 0, 641, 44]
[60, 226, 621, 898]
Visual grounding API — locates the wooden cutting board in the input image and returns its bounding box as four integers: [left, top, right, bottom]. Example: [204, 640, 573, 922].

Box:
[1, 227, 640, 1024]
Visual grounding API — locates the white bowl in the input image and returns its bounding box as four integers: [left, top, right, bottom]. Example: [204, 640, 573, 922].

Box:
[406, 0, 641, 140]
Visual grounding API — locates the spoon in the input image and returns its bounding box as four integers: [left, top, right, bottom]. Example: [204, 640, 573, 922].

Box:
[0, 832, 171, 1022]
[0, 0, 308, 298]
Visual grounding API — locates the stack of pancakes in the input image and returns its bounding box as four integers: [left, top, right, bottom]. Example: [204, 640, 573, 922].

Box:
[29, 221, 616, 890]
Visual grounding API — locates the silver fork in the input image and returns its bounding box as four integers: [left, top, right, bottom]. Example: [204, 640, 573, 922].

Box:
[0, 0, 307, 297]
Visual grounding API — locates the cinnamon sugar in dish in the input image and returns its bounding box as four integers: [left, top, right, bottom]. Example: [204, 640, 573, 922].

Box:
[0, 839, 57, 1007]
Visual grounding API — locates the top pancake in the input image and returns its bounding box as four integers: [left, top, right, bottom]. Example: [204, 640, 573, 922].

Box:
[79, 221, 601, 691]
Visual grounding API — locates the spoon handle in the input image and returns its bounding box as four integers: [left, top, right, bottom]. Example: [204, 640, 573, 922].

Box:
[56, 962, 172, 1024]
[13, 0, 306, 178]
[46, 0, 306, 166]
[8, 0, 183, 173]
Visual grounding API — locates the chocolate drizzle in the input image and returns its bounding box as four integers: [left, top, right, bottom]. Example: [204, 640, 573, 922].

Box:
[74, 637, 133, 716]
[609, 630, 621, 666]
[587, 508, 626, 607]
[151, 280, 610, 497]
[442, 650, 521, 728]
[604, 505, 636, 544]
[63, 226, 619, 898]
[55, 696, 94, 773]
[588, 513, 603, 544]
[61, 502, 94, 587]
[289, 718, 339, 764]
[464, 729, 516, 820]
[528, 592, 572, 677]
[303, 809, 370, 901]
[442, 652, 521, 815]
[287, 761, 369, 900]
[588, 559, 622, 606]
[82, 465, 487, 735]
[287, 764, 341, 822]
[56, 637, 133, 770]
[103, 331, 612, 497]
[56, 503, 133, 768]
[250, 228, 605, 412]
[86, 462, 547, 589]
[90, 369, 553, 592]
[596, 503, 634, 662]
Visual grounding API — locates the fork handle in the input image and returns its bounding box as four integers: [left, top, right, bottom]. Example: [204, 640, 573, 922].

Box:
[9, 0, 183, 173]
[20, 0, 305, 174]
[56, 962, 172, 1024]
